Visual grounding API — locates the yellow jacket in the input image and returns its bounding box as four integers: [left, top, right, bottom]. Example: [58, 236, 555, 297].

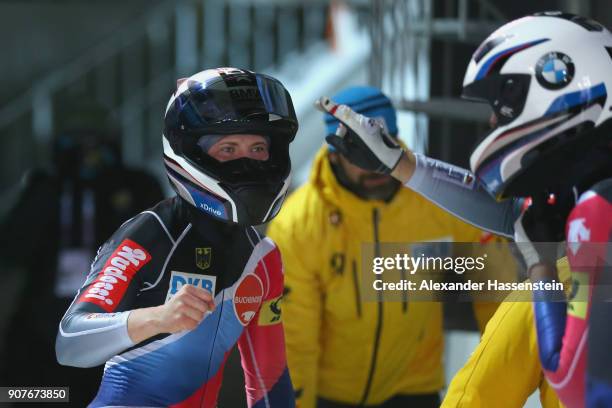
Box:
[441, 258, 572, 408]
[267, 146, 509, 407]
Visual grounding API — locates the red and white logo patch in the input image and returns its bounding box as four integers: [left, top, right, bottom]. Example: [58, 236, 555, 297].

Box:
[233, 274, 264, 326]
[568, 218, 591, 255]
[78, 239, 151, 312]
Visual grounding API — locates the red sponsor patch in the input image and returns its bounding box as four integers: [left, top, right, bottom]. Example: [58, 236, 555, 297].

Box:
[566, 193, 612, 270]
[233, 274, 264, 326]
[78, 239, 151, 312]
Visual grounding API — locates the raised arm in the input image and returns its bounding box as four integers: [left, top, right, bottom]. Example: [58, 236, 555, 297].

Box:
[404, 153, 521, 238]
[315, 97, 521, 238]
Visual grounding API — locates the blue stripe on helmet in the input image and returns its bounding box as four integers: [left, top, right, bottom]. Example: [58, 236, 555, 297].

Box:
[475, 38, 549, 80]
[545, 82, 607, 115]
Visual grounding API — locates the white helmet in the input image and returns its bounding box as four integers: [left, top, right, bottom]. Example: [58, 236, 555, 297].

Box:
[463, 12, 612, 199]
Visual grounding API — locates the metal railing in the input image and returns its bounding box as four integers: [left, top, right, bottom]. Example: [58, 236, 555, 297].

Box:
[366, 0, 505, 153]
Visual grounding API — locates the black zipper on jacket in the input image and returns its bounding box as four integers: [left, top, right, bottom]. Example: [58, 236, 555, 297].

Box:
[400, 267, 408, 313]
[360, 208, 383, 406]
[352, 260, 362, 318]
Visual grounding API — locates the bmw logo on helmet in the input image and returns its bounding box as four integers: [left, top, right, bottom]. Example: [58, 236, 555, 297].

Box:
[535, 51, 575, 90]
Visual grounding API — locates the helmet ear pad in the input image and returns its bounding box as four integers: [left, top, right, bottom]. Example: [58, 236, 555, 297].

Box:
[497, 76, 530, 123]
[462, 74, 531, 127]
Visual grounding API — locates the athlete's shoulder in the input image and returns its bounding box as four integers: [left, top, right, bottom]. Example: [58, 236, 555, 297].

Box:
[244, 229, 284, 299]
[586, 178, 612, 203]
[574, 178, 612, 215]
[249, 228, 282, 266]
[119, 196, 188, 243]
[261, 235, 282, 262]
[94, 197, 180, 266]
[82, 199, 179, 310]
[568, 178, 612, 245]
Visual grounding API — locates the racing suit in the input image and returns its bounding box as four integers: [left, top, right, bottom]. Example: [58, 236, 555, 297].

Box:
[585, 182, 612, 407]
[559, 180, 612, 408]
[406, 154, 612, 408]
[56, 196, 294, 407]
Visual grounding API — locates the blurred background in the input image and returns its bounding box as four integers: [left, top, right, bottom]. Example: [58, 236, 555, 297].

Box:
[0, 0, 610, 406]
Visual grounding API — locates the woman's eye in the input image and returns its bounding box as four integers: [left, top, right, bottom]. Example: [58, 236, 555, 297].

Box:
[252, 145, 267, 153]
[220, 146, 234, 153]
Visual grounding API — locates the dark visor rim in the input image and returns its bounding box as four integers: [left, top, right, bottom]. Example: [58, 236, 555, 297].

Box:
[175, 73, 296, 130]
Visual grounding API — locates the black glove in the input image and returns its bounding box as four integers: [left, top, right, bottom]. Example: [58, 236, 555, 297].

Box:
[316, 97, 404, 174]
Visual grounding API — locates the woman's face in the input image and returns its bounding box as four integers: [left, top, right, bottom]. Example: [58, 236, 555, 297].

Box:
[206, 134, 270, 162]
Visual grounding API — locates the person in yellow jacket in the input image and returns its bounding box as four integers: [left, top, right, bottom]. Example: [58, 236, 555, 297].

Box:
[442, 258, 571, 408]
[267, 86, 510, 408]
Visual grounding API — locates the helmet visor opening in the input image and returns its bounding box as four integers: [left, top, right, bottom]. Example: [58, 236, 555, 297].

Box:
[179, 131, 290, 186]
[462, 74, 531, 127]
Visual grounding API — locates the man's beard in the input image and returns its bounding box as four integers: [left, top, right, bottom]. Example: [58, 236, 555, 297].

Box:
[356, 173, 401, 201]
[331, 161, 401, 202]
